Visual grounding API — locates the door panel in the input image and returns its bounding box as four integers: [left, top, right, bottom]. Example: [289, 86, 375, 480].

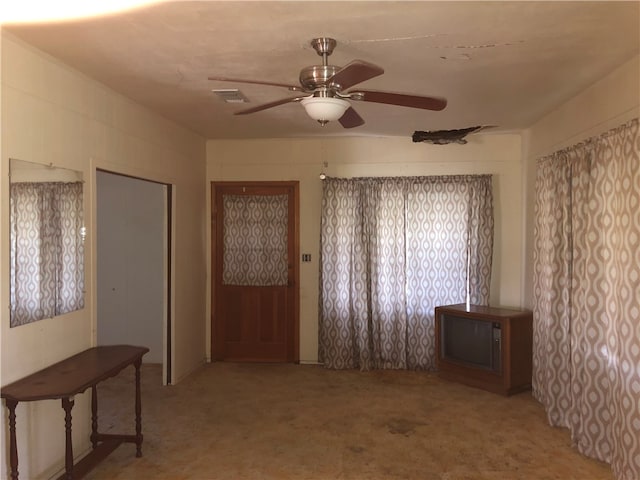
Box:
[212, 182, 299, 362]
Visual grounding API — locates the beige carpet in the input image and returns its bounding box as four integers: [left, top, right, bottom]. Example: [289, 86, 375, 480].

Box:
[85, 363, 612, 480]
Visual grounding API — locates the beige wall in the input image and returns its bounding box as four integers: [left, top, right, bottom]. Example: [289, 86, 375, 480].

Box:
[522, 54, 640, 308]
[1, 32, 207, 479]
[207, 133, 524, 363]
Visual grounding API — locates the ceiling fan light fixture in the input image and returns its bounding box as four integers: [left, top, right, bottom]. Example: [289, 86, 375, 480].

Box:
[300, 96, 350, 124]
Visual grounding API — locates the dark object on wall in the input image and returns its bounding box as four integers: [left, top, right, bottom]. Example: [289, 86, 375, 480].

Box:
[412, 125, 487, 144]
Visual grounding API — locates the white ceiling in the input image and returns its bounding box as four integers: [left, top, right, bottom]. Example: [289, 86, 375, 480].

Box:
[4, 1, 639, 139]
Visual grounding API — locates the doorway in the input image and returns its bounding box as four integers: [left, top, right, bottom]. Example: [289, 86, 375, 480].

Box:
[96, 170, 172, 383]
[211, 181, 299, 362]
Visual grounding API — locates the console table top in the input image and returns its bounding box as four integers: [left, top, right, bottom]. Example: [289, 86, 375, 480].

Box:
[437, 303, 531, 317]
[1, 345, 149, 402]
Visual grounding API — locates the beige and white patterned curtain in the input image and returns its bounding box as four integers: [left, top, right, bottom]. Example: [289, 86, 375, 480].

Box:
[222, 194, 288, 286]
[10, 182, 85, 326]
[533, 118, 639, 480]
[319, 175, 493, 370]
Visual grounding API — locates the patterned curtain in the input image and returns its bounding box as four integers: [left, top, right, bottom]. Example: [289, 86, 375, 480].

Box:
[319, 175, 494, 370]
[533, 118, 640, 480]
[10, 182, 85, 326]
[222, 194, 288, 286]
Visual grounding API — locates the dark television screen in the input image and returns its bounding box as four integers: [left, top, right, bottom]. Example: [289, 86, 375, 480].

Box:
[442, 314, 493, 368]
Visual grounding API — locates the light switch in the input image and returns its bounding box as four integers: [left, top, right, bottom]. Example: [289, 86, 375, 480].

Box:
[302, 253, 311, 262]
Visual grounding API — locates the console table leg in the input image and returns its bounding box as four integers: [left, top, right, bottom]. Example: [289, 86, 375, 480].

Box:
[91, 385, 98, 449]
[134, 359, 143, 457]
[62, 397, 75, 480]
[6, 400, 19, 480]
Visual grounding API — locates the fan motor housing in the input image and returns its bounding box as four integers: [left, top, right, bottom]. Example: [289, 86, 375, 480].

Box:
[299, 65, 339, 91]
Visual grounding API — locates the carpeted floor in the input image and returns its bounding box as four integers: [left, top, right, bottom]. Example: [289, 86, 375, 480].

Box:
[85, 363, 613, 480]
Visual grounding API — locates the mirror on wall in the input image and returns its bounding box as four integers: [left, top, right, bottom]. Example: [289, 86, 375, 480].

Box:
[9, 159, 85, 327]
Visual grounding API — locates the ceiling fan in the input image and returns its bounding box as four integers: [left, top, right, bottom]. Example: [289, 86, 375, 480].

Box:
[208, 37, 447, 128]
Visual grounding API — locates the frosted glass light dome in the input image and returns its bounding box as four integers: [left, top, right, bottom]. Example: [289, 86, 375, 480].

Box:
[300, 97, 350, 122]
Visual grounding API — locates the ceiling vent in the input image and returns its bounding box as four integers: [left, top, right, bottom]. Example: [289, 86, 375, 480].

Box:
[211, 89, 249, 103]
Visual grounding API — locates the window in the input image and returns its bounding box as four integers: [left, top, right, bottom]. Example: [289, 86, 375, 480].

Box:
[318, 175, 494, 370]
[10, 179, 85, 327]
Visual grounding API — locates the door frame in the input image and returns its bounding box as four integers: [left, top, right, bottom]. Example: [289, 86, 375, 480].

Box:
[210, 181, 300, 362]
[96, 169, 173, 384]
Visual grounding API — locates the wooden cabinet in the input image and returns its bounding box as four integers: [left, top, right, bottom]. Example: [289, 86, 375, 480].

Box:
[434, 304, 533, 396]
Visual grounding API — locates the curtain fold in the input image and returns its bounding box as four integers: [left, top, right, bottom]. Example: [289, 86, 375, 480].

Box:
[10, 182, 84, 326]
[533, 118, 640, 480]
[319, 175, 493, 371]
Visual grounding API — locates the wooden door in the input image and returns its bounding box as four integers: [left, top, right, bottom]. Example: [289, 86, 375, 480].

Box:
[211, 182, 299, 362]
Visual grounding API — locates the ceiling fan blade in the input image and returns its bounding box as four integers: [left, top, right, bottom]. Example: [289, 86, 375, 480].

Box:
[353, 90, 447, 111]
[327, 60, 384, 90]
[339, 107, 365, 128]
[234, 96, 306, 115]
[208, 76, 303, 92]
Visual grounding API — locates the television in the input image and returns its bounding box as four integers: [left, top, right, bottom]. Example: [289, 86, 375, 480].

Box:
[441, 314, 501, 373]
[435, 304, 533, 396]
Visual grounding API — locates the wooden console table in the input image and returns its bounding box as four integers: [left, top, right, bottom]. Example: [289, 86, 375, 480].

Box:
[1, 345, 149, 480]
